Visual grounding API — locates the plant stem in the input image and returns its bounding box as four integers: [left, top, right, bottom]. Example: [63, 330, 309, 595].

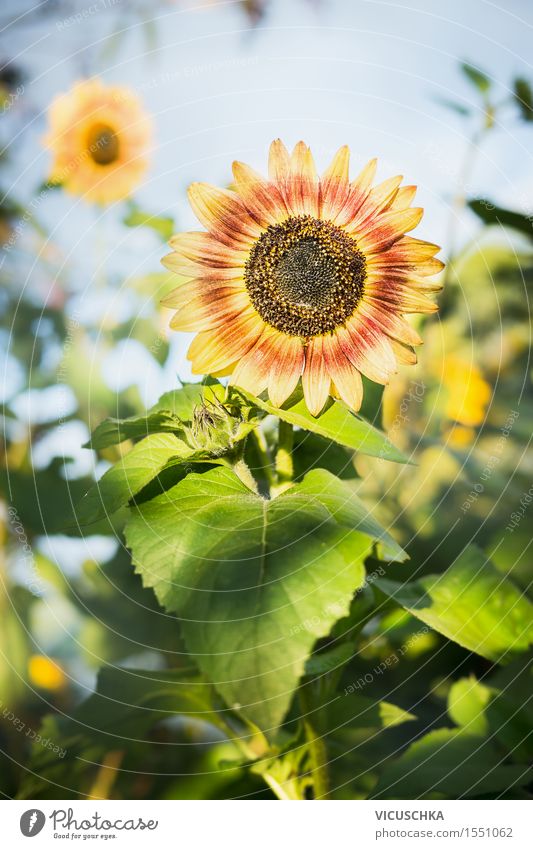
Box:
[299, 687, 330, 800]
[272, 420, 293, 495]
[250, 427, 276, 490]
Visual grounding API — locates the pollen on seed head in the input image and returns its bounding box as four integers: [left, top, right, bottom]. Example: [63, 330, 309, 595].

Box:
[244, 215, 366, 337]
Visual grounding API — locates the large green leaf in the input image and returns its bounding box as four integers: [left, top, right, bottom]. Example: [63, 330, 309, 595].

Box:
[234, 388, 408, 463]
[125, 466, 386, 734]
[77, 433, 217, 525]
[377, 547, 533, 662]
[372, 727, 531, 799]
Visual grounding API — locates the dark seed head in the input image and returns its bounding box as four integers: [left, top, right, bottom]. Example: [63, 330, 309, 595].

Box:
[244, 216, 366, 337]
[87, 124, 120, 166]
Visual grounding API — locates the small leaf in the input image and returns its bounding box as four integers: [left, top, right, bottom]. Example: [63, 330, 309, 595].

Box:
[123, 202, 174, 241]
[234, 388, 409, 463]
[434, 96, 472, 116]
[461, 62, 492, 94]
[125, 466, 383, 735]
[377, 546, 533, 662]
[513, 77, 533, 121]
[448, 676, 491, 735]
[85, 410, 187, 449]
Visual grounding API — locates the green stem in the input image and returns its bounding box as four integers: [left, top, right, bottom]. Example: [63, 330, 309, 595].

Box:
[272, 420, 294, 496]
[250, 427, 276, 490]
[299, 687, 330, 800]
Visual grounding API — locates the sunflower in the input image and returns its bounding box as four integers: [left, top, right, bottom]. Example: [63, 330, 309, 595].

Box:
[162, 140, 443, 415]
[43, 78, 152, 205]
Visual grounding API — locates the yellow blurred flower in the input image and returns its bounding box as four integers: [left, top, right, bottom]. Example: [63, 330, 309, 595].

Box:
[28, 655, 66, 691]
[442, 355, 491, 427]
[445, 423, 477, 448]
[43, 78, 152, 205]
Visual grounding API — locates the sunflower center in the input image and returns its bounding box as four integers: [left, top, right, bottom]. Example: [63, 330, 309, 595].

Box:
[244, 216, 366, 337]
[87, 123, 120, 166]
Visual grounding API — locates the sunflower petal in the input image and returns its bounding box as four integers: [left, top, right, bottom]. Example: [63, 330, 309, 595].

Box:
[162, 251, 244, 279]
[337, 320, 397, 384]
[389, 338, 418, 365]
[232, 160, 287, 226]
[323, 333, 363, 411]
[321, 145, 351, 220]
[302, 336, 330, 416]
[268, 138, 291, 181]
[187, 309, 263, 373]
[358, 207, 424, 253]
[230, 326, 280, 397]
[389, 185, 417, 211]
[161, 277, 245, 309]
[358, 302, 423, 347]
[187, 183, 262, 248]
[280, 141, 319, 218]
[168, 231, 247, 268]
[365, 286, 438, 313]
[170, 289, 251, 332]
[329, 158, 377, 226]
[346, 175, 403, 234]
[268, 334, 305, 407]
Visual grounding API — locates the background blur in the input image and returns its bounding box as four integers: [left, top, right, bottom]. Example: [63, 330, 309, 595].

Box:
[1, 0, 532, 799]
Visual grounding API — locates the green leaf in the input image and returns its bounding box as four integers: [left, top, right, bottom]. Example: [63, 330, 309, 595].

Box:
[125, 466, 380, 735]
[123, 201, 174, 241]
[377, 547, 533, 662]
[513, 77, 533, 121]
[468, 198, 533, 240]
[434, 96, 472, 116]
[286, 469, 407, 562]
[234, 388, 408, 463]
[461, 62, 492, 94]
[448, 676, 491, 735]
[85, 410, 187, 449]
[372, 727, 532, 799]
[77, 433, 216, 525]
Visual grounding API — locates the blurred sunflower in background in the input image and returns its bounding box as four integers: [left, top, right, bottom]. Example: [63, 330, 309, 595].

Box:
[162, 140, 443, 415]
[43, 78, 152, 205]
